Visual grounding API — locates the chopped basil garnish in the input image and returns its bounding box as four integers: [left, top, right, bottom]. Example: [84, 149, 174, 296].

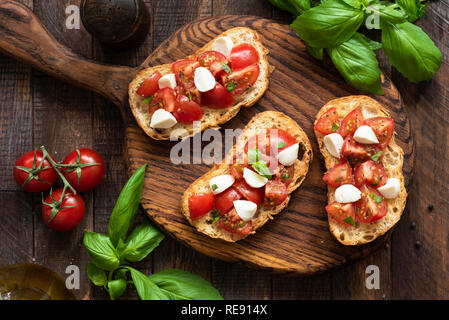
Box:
[211, 184, 218, 191]
[247, 148, 261, 164]
[142, 96, 153, 104]
[251, 161, 272, 179]
[227, 81, 237, 92]
[336, 177, 343, 182]
[277, 142, 286, 149]
[332, 122, 339, 132]
[210, 210, 221, 224]
[371, 151, 383, 162]
[369, 193, 383, 203]
[283, 173, 289, 180]
[344, 216, 356, 227]
[187, 91, 193, 101]
[221, 62, 231, 74]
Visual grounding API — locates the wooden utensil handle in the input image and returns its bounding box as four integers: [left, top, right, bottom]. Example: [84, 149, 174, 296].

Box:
[0, 0, 135, 107]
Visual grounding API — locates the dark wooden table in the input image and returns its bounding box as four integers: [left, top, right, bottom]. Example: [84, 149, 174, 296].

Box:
[0, 0, 448, 300]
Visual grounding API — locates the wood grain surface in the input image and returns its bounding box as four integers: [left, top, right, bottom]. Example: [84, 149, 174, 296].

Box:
[0, 0, 447, 299]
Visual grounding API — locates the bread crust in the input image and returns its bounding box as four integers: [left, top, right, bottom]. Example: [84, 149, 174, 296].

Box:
[314, 95, 407, 246]
[128, 27, 272, 140]
[181, 111, 313, 242]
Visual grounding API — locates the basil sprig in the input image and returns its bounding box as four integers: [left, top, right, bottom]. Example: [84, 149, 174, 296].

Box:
[84, 165, 222, 300]
[269, 0, 442, 94]
[252, 160, 272, 179]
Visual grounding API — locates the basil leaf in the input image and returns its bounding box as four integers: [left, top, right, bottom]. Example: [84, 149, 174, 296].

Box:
[276, 142, 286, 149]
[115, 268, 128, 281]
[83, 232, 120, 271]
[356, 33, 382, 51]
[108, 279, 127, 300]
[128, 267, 168, 300]
[251, 161, 272, 179]
[327, 32, 383, 95]
[340, 0, 362, 8]
[117, 222, 165, 263]
[367, 3, 407, 26]
[269, 0, 301, 16]
[381, 22, 442, 83]
[332, 122, 339, 132]
[307, 45, 324, 60]
[369, 193, 382, 203]
[288, 0, 311, 13]
[221, 62, 231, 74]
[142, 96, 153, 104]
[371, 151, 383, 162]
[291, 0, 364, 48]
[247, 148, 261, 164]
[149, 269, 223, 300]
[344, 216, 356, 226]
[108, 164, 147, 247]
[87, 262, 107, 286]
[395, 0, 427, 23]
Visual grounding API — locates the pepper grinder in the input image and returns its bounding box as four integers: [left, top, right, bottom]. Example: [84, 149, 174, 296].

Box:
[80, 0, 150, 48]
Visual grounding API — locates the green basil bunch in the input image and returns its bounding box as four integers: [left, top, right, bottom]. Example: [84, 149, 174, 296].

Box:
[269, 0, 442, 94]
[83, 165, 222, 300]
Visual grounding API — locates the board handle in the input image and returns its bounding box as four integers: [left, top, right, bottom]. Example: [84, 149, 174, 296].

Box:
[0, 0, 136, 107]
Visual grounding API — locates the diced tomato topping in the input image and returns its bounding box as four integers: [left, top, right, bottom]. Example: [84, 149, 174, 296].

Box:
[201, 82, 236, 109]
[174, 85, 201, 105]
[150, 87, 177, 113]
[230, 44, 260, 70]
[354, 160, 388, 187]
[233, 180, 264, 206]
[214, 187, 241, 215]
[326, 202, 357, 227]
[338, 108, 364, 138]
[244, 129, 297, 157]
[188, 193, 215, 220]
[365, 117, 394, 149]
[264, 180, 288, 206]
[273, 164, 295, 187]
[341, 135, 382, 164]
[323, 161, 353, 188]
[221, 64, 259, 95]
[136, 71, 162, 97]
[314, 107, 340, 135]
[356, 185, 388, 223]
[172, 96, 204, 123]
[172, 59, 200, 89]
[218, 208, 253, 235]
[197, 50, 230, 79]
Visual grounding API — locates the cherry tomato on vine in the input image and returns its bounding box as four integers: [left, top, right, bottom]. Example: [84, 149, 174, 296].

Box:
[62, 148, 106, 192]
[13, 150, 58, 192]
[42, 188, 86, 232]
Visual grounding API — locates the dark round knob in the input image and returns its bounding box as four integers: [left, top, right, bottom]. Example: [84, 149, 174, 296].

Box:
[80, 0, 150, 47]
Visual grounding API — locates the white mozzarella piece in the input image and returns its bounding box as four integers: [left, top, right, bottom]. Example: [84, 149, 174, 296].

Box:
[323, 133, 344, 158]
[277, 143, 299, 166]
[194, 67, 216, 92]
[150, 109, 177, 129]
[353, 125, 379, 144]
[158, 73, 177, 89]
[233, 200, 257, 222]
[377, 178, 400, 199]
[212, 36, 234, 58]
[243, 168, 268, 188]
[335, 184, 362, 203]
[209, 174, 234, 195]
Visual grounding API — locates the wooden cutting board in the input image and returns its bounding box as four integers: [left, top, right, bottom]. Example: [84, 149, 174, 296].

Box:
[0, 1, 414, 274]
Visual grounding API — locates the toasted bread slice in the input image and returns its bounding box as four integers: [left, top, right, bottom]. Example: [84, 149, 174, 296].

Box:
[181, 111, 313, 242]
[315, 96, 407, 246]
[128, 27, 271, 140]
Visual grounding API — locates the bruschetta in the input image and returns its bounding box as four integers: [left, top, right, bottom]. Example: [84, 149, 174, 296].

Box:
[181, 111, 312, 242]
[128, 27, 271, 140]
[314, 96, 407, 246]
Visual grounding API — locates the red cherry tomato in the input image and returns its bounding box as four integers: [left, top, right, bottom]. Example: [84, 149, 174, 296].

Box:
[264, 180, 288, 206]
[354, 160, 388, 188]
[326, 202, 357, 227]
[338, 108, 365, 138]
[42, 188, 86, 232]
[356, 185, 387, 223]
[218, 208, 253, 235]
[174, 85, 201, 105]
[365, 117, 395, 149]
[136, 71, 162, 97]
[13, 150, 57, 192]
[201, 82, 236, 109]
[214, 187, 242, 214]
[150, 87, 177, 113]
[230, 44, 260, 70]
[172, 97, 204, 123]
[62, 148, 105, 192]
[323, 161, 354, 188]
[233, 180, 264, 206]
[341, 135, 382, 164]
[314, 107, 339, 135]
[188, 193, 215, 220]
[245, 129, 297, 157]
[221, 64, 260, 95]
[197, 51, 229, 78]
[172, 59, 200, 89]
